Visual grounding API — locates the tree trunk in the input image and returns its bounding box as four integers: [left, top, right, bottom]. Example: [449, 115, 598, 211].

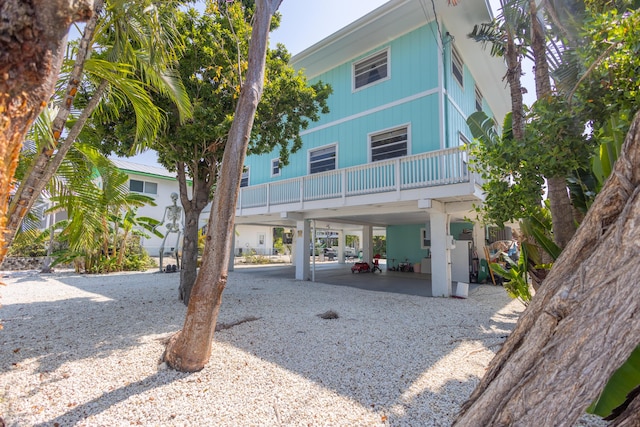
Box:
[163, 0, 283, 372]
[5, 0, 102, 252]
[504, 29, 525, 141]
[454, 110, 640, 425]
[547, 175, 576, 248]
[529, 0, 577, 248]
[175, 161, 212, 306]
[179, 204, 202, 305]
[0, 0, 95, 263]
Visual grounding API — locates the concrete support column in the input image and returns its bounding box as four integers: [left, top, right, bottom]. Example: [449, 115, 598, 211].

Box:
[472, 222, 485, 260]
[430, 211, 452, 297]
[294, 220, 310, 280]
[362, 225, 373, 262]
[337, 230, 345, 264]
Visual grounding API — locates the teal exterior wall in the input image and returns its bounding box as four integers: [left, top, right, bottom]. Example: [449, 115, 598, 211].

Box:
[243, 21, 493, 187]
[245, 23, 441, 186]
[387, 224, 428, 267]
[386, 222, 473, 268]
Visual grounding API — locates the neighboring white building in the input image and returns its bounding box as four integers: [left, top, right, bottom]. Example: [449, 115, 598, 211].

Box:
[111, 159, 184, 256]
[114, 159, 276, 258]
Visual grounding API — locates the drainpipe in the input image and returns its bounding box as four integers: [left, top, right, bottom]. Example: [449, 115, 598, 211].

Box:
[311, 219, 316, 282]
[437, 25, 446, 150]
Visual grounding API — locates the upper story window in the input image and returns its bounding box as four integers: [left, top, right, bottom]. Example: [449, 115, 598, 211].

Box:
[370, 125, 409, 162]
[309, 144, 336, 174]
[271, 158, 281, 177]
[475, 85, 483, 112]
[353, 49, 389, 90]
[240, 168, 249, 187]
[129, 179, 157, 195]
[452, 47, 464, 87]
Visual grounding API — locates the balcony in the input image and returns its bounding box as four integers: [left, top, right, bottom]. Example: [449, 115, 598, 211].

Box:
[237, 147, 476, 214]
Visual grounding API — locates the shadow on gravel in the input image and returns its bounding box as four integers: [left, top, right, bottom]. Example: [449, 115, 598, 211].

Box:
[208, 275, 520, 425]
[32, 370, 192, 427]
[0, 272, 185, 374]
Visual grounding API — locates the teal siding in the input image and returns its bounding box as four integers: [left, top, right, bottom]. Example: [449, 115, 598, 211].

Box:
[311, 23, 441, 126]
[245, 92, 442, 184]
[244, 21, 493, 186]
[387, 224, 428, 267]
[386, 222, 474, 267]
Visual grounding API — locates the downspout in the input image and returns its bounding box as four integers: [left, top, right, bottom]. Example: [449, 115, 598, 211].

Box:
[437, 25, 447, 150]
[311, 219, 316, 282]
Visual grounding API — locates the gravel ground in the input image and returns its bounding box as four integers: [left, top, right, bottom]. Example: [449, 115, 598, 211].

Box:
[0, 268, 605, 426]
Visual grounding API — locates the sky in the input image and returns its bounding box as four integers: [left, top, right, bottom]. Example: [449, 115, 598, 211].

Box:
[124, 0, 534, 167]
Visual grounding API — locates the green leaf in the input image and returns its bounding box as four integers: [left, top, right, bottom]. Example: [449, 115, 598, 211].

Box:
[588, 345, 640, 418]
[529, 225, 562, 261]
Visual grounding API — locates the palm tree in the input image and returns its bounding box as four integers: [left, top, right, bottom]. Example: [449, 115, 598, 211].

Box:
[50, 149, 159, 273]
[112, 206, 161, 270]
[5, 0, 191, 254]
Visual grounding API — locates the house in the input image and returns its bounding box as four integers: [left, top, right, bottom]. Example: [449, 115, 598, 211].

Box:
[113, 159, 277, 259]
[111, 159, 185, 257]
[233, 0, 510, 296]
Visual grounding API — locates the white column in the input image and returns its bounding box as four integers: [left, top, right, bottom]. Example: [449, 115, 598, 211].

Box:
[294, 220, 310, 280]
[362, 225, 373, 262]
[430, 211, 452, 297]
[337, 230, 345, 264]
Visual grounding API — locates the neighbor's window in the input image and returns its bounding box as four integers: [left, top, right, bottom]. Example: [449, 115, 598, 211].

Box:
[129, 179, 157, 195]
[354, 49, 389, 90]
[271, 158, 281, 177]
[421, 227, 431, 249]
[370, 125, 408, 162]
[309, 145, 337, 174]
[240, 168, 249, 187]
[452, 47, 464, 87]
[475, 85, 483, 112]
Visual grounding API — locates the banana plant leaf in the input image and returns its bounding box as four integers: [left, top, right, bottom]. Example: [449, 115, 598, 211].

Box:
[588, 345, 640, 419]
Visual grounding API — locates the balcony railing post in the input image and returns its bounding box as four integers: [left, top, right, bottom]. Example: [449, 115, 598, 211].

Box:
[341, 169, 347, 202]
[395, 158, 401, 197]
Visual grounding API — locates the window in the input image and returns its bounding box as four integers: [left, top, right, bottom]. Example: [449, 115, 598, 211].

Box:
[370, 126, 408, 162]
[452, 47, 464, 87]
[354, 49, 389, 90]
[271, 158, 281, 177]
[475, 85, 483, 112]
[309, 145, 336, 174]
[240, 168, 249, 187]
[421, 227, 431, 249]
[129, 179, 157, 195]
[145, 182, 158, 194]
[129, 179, 144, 193]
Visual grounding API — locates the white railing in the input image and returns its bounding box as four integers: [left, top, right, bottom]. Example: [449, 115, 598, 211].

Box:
[238, 147, 471, 210]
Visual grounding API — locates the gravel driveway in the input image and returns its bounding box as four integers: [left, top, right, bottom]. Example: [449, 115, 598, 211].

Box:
[0, 268, 530, 426]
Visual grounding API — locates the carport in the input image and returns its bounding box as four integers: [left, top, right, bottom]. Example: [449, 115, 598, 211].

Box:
[232, 261, 474, 298]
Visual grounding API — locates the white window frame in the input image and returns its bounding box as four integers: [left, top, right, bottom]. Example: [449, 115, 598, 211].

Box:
[308, 143, 337, 175]
[368, 123, 411, 163]
[353, 48, 390, 92]
[271, 158, 281, 177]
[452, 46, 464, 88]
[421, 227, 431, 249]
[129, 179, 158, 195]
[475, 85, 483, 112]
[240, 168, 249, 188]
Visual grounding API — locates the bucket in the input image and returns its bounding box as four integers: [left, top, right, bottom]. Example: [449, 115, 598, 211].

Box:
[454, 282, 469, 298]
